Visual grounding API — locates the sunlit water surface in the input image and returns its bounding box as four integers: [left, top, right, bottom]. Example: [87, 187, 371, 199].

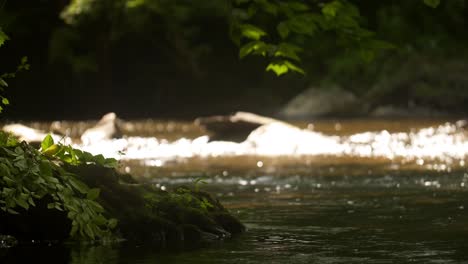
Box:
[1, 119, 467, 263]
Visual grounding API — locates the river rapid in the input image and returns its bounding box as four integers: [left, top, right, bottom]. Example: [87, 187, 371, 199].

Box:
[2, 118, 467, 263]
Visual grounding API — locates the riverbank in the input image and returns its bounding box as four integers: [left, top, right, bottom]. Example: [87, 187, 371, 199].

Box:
[0, 132, 244, 251]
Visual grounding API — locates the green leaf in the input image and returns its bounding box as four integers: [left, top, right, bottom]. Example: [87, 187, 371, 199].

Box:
[87, 200, 104, 213]
[86, 188, 100, 200]
[43, 144, 61, 157]
[41, 135, 55, 151]
[322, 0, 342, 18]
[7, 208, 19, 214]
[0, 78, 8, 87]
[284, 60, 305, 74]
[0, 163, 11, 176]
[0, 29, 8, 47]
[55, 204, 64, 211]
[2, 187, 13, 195]
[68, 177, 89, 194]
[239, 41, 268, 58]
[274, 43, 303, 61]
[39, 161, 53, 177]
[44, 176, 60, 184]
[103, 158, 118, 168]
[288, 14, 317, 36]
[423, 0, 440, 8]
[93, 154, 106, 165]
[359, 49, 375, 62]
[1, 97, 9, 105]
[28, 197, 36, 207]
[108, 218, 118, 229]
[70, 225, 78, 236]
[266, 60, 305, 76]
[84, 223, 95, 239]
[67, 211, 77, 219]
[288, 2, 309, 11]
[126, 0, 145, 8]
[94, 215, 107, 226]
[277, 22, 290, 39]
[231, 8, 250, 20]
[14, 197, 29, 210]
[2, 175, 14, 185]
[14, 158, 28, 171]
[240, 24, 267, 40]
[266, 62, 289, 76]
[256, 0, 278, 15]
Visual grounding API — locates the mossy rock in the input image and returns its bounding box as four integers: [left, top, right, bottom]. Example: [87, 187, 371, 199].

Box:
[0, 161, 244, 248]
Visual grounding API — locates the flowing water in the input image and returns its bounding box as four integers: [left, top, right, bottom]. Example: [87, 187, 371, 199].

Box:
[1, 119, 468, 263]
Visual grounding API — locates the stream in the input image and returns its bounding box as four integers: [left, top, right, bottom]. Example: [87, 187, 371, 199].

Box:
[1, 118, 467, 263]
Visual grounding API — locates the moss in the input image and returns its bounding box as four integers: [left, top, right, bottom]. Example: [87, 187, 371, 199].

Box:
[64, 164, 245, 246]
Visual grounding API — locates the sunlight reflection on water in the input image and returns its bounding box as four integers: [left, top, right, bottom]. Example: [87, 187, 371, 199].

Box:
[2, 119, 468, 264]
[76, 121, 467, 170]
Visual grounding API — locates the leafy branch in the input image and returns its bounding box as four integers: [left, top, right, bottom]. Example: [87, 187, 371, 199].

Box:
[0, 28, 30, 113]
[231, 0, 439, 76]
[0, 132, 118, 240]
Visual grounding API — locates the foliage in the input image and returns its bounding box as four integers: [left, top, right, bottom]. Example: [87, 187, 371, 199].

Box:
[143, 186, 214, 216]
[0, 132, 118, 240]
[172, 187, 214, 211]
[230, 0, 440, 76]
[230, 0, 395, 76]
[2, 0, 468, 117]
[0, 28, 29, 113]
[40, 134, 118, 168]
[192, 176, 208, 192]
[423, 0, 441, 8]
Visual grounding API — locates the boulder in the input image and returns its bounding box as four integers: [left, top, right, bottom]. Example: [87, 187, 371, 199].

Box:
[195, 111, 288, 142]
[81, 112, 122, 145]
[456, 120, 467, 129]
[279, 86, 359, 119]
[2, 124, 50, 143]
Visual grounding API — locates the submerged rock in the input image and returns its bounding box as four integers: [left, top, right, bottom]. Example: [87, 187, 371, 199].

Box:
[81, 112, 122, 145]
[456, 120, 467, 130]
[195, 111, 287, 142]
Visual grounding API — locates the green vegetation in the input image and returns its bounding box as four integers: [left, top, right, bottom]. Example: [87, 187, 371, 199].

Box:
[231, 0, 393, 76]
[0, 132, 118, 240]
[0, 28, 29, 113]
[1, 1, 466, 117]
[0, 132, 244, 244]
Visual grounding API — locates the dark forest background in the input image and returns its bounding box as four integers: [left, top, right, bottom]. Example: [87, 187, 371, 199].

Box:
[1, 0, 468, 120]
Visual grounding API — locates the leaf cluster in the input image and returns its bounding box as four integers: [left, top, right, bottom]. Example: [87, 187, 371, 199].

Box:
[172, 187, 214, 212]
[40, 135, 118, 168]
[231, 0, 405, 76]
[0, 28, 30, 113]
[144, 186, 214, 216]
[0, 132, 117, 240]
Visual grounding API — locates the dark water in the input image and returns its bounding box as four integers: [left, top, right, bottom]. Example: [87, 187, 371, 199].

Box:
[3, 166, 468, 263]
[1, 119, 467, 263]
